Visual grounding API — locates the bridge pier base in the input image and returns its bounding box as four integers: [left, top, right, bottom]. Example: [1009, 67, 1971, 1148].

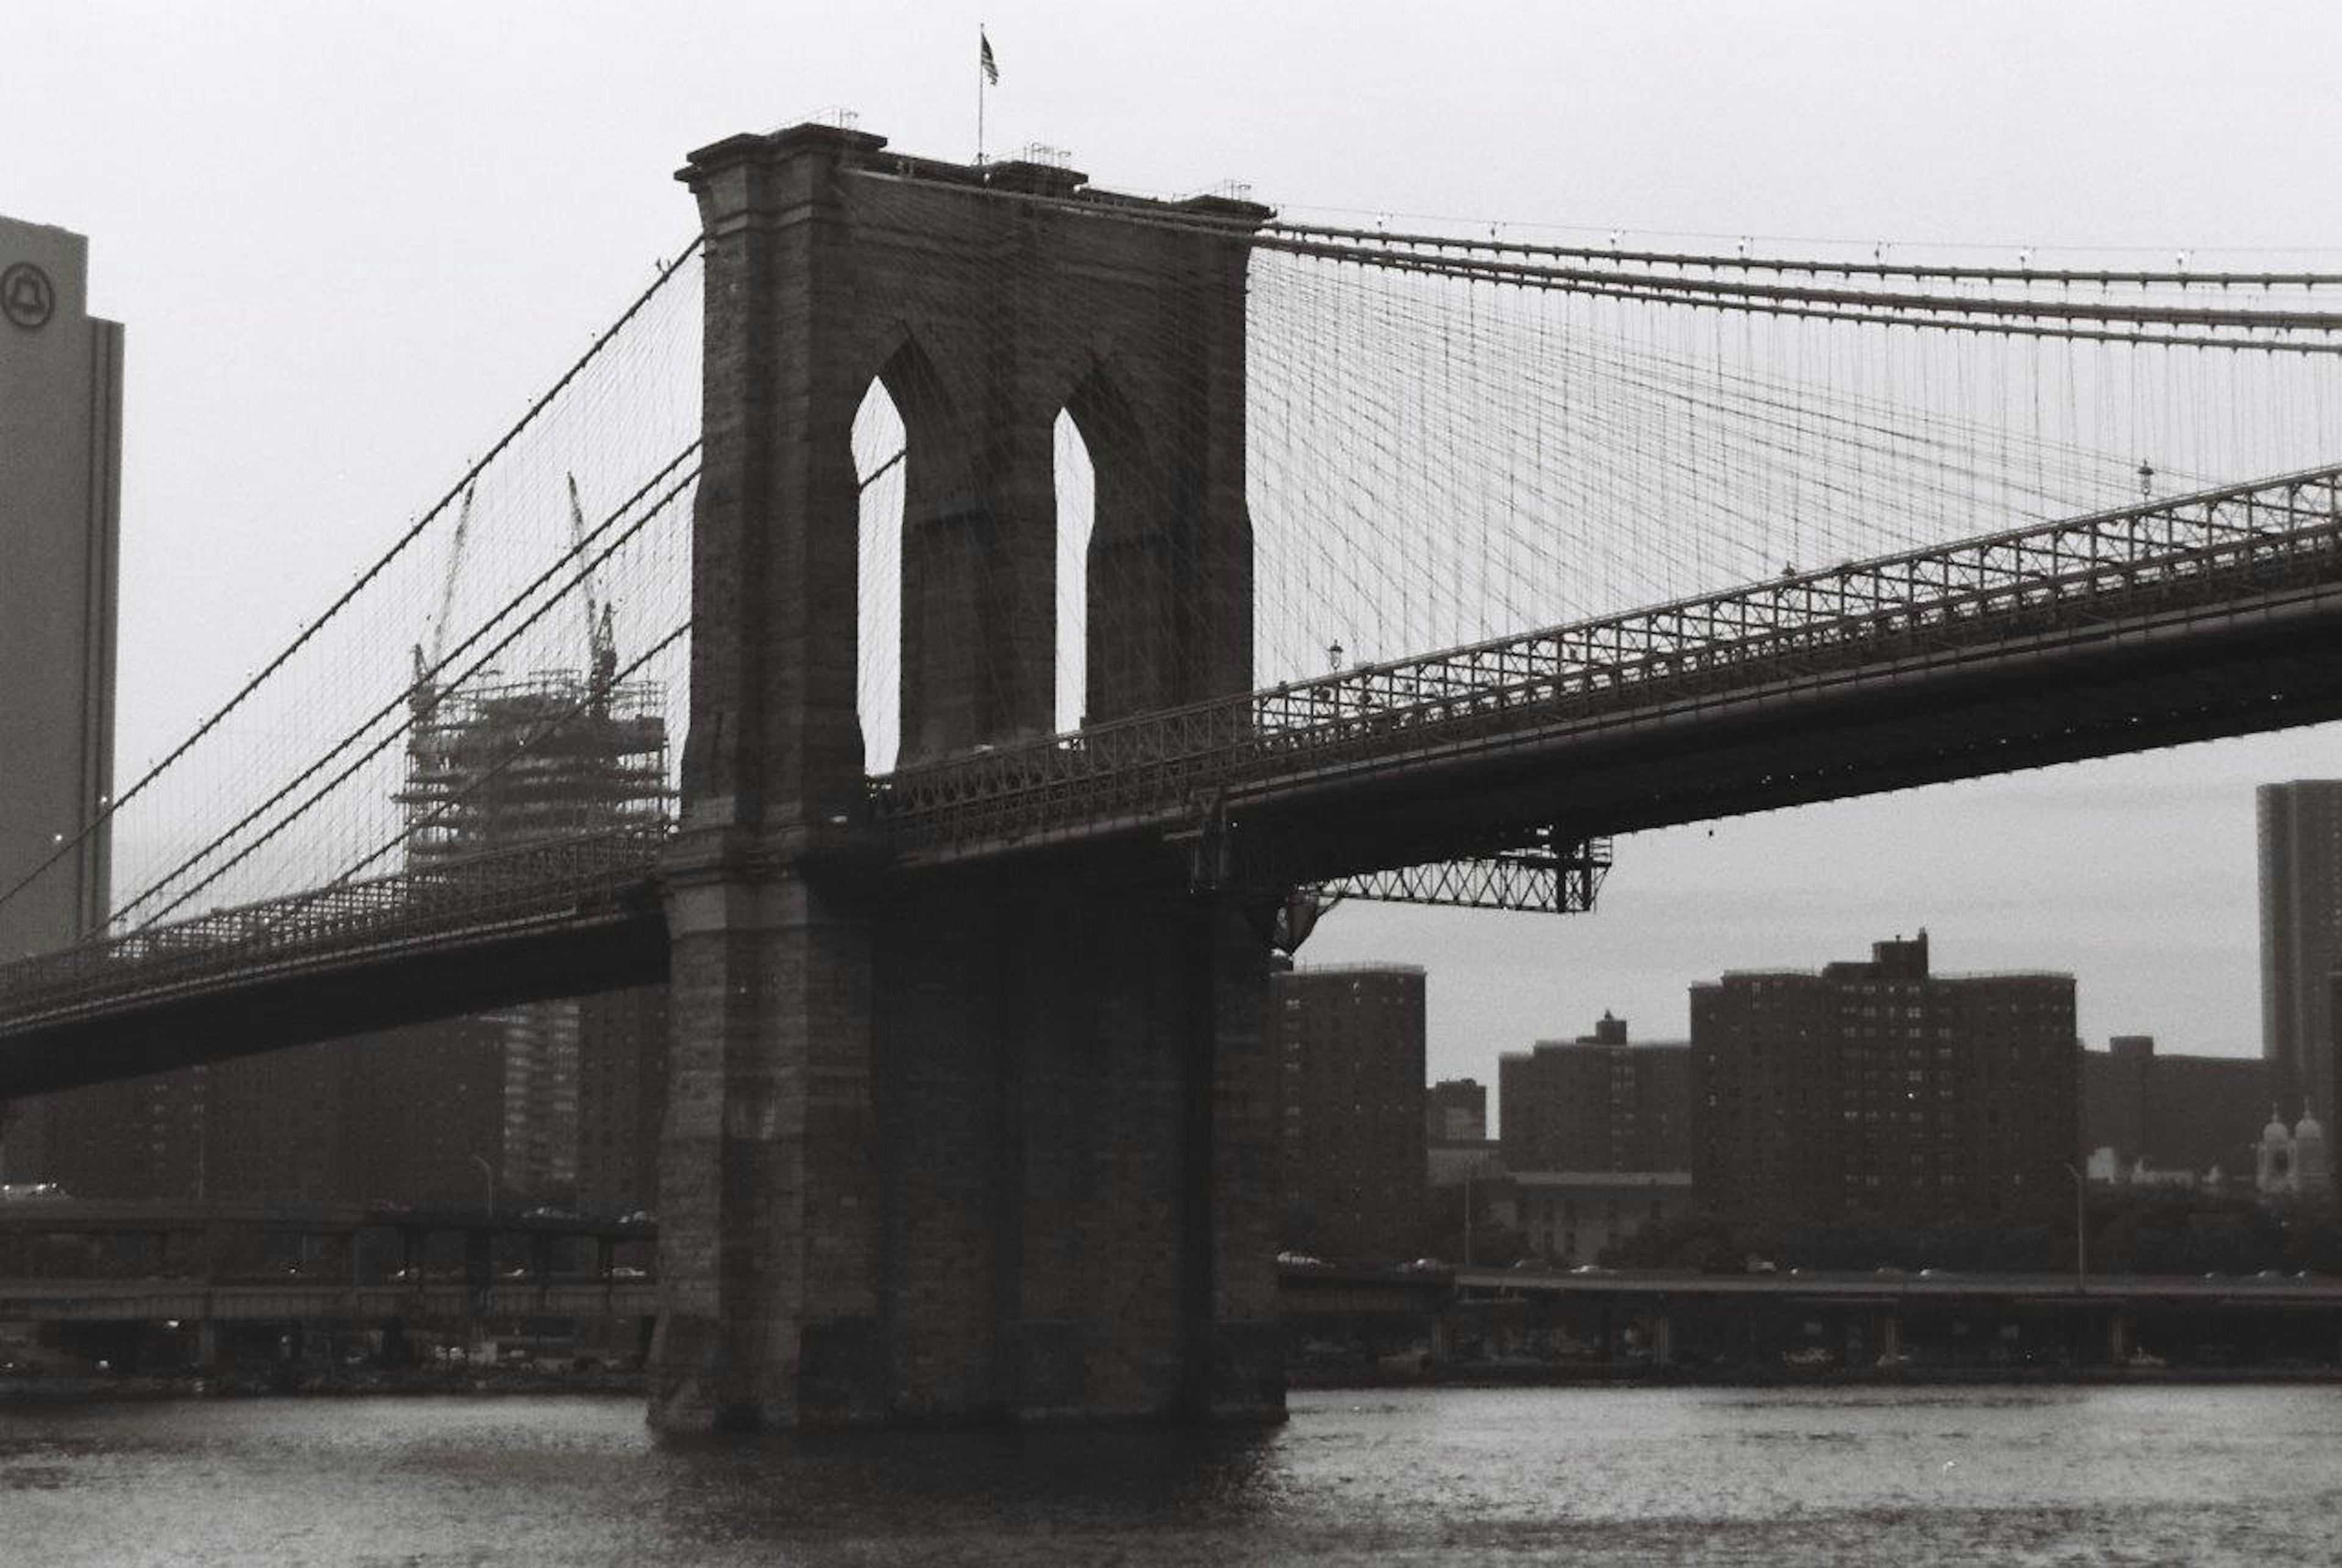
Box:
[648, 863, 881, 1431]
[650, 857, 1282, 1431]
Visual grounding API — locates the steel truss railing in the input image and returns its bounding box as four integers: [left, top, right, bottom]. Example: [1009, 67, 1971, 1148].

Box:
[0, 828, 665, 1029]
[871, 465, 2342, 862]
[1314, 839, 1613, 914]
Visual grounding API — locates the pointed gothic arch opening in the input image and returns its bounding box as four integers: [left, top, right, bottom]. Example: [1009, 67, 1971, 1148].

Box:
[1060, 362, 1166, 726]
[853, 377, 907, 773]
[854, 334, 972, 772]
[1052, 409, 1095, 733]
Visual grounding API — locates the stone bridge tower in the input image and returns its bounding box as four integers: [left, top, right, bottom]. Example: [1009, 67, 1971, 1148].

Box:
[651, 123, 1282, 1430]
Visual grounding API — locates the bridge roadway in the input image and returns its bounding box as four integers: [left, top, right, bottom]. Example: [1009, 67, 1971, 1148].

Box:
[1447, 1265, 2342, 1310]
[10, 1264, 2340, 1328]
[3, 467, 2340, 1095]
[1, 1278, 658, 1325]
[0, 1198, 650, 1245]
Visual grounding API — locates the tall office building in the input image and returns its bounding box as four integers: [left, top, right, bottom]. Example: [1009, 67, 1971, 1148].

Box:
[1499, 1014, 1691, 1175]
[1691, 932, 2077, 1222]
[1275, 963, 1427, 1261]
[0, 215, 123, 1184]
[2258, 781, 2342, 1129]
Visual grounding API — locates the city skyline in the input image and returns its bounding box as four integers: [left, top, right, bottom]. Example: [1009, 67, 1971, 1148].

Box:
[9, 10, 2342, 1535]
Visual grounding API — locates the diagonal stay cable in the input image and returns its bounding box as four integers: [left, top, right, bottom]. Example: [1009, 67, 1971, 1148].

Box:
[322, 620, 690, 892]
[0, 237, 704, 926]
[119, 451, 701, 930]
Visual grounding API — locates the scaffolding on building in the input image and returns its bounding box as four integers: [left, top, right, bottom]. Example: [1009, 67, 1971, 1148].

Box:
[398, 668, 670, 867]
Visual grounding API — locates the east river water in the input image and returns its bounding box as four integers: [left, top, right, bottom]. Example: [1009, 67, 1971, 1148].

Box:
[5, 1385, 2339, 1566]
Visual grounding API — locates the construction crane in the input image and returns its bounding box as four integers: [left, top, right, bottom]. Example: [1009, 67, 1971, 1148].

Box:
[567, 473, 618, 702]
[407, 484, 474, 717]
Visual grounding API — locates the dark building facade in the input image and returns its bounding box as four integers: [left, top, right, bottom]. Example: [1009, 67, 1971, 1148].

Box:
[576, 986, 668, 1217]
[2082, 1035, 2269, 1181]
[1275, 963, 1427, 1262]
[24, 1072, 201, 1201]
[1691, 932, 2078, 1223]
[0, 215, 123, 1187]
[2259, 781, 2342, 1131]
[202, 1047, 342, 1203]
[335, 1020, 510, 1208]
[1425, 1078, 1488, 1143]
[1499, 1014, 1691, 1175]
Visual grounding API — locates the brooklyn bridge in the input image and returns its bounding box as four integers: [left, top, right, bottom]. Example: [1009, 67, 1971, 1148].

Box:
[4, 121, 2340, 1430]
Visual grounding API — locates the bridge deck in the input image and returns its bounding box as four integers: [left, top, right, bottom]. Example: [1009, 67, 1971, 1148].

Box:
[4, 467, 2340, 1094]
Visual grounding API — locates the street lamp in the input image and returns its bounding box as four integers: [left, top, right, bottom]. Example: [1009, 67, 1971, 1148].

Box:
[1463, 1168, 1474, 1269]
[470, 1153, 495, 1217]
[2061, 1162, 2087, 1295]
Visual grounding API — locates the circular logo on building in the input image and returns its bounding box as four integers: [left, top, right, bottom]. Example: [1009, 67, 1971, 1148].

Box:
[2, 262, 56, 330]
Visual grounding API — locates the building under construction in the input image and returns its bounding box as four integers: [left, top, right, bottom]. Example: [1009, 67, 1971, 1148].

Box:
[396, 650, 671, 1206]
[399, 654, 669, 865]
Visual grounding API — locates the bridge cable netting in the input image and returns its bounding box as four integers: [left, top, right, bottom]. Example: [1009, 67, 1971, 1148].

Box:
[3, 171, 2339, 990]
[0, 245, 703, 954]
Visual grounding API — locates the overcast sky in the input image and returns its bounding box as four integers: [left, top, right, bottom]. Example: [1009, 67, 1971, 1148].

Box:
[6, 1, 2341, 1093]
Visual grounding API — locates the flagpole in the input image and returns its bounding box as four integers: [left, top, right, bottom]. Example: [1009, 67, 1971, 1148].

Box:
[976, 23, 987, 165]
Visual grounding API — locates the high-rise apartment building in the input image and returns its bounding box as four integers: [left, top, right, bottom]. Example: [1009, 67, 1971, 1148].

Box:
[1275, 963, 1427, 1261]
[0, 214, 123, 1185]
[2259, 781, 2342, 1129]
[1499, 1014, 1691, 1175]
[1691, 932, 2077, 1222]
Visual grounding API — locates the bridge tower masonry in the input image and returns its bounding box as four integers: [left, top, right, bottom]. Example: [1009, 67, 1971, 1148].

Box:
[650, 123, 1283, 1430]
